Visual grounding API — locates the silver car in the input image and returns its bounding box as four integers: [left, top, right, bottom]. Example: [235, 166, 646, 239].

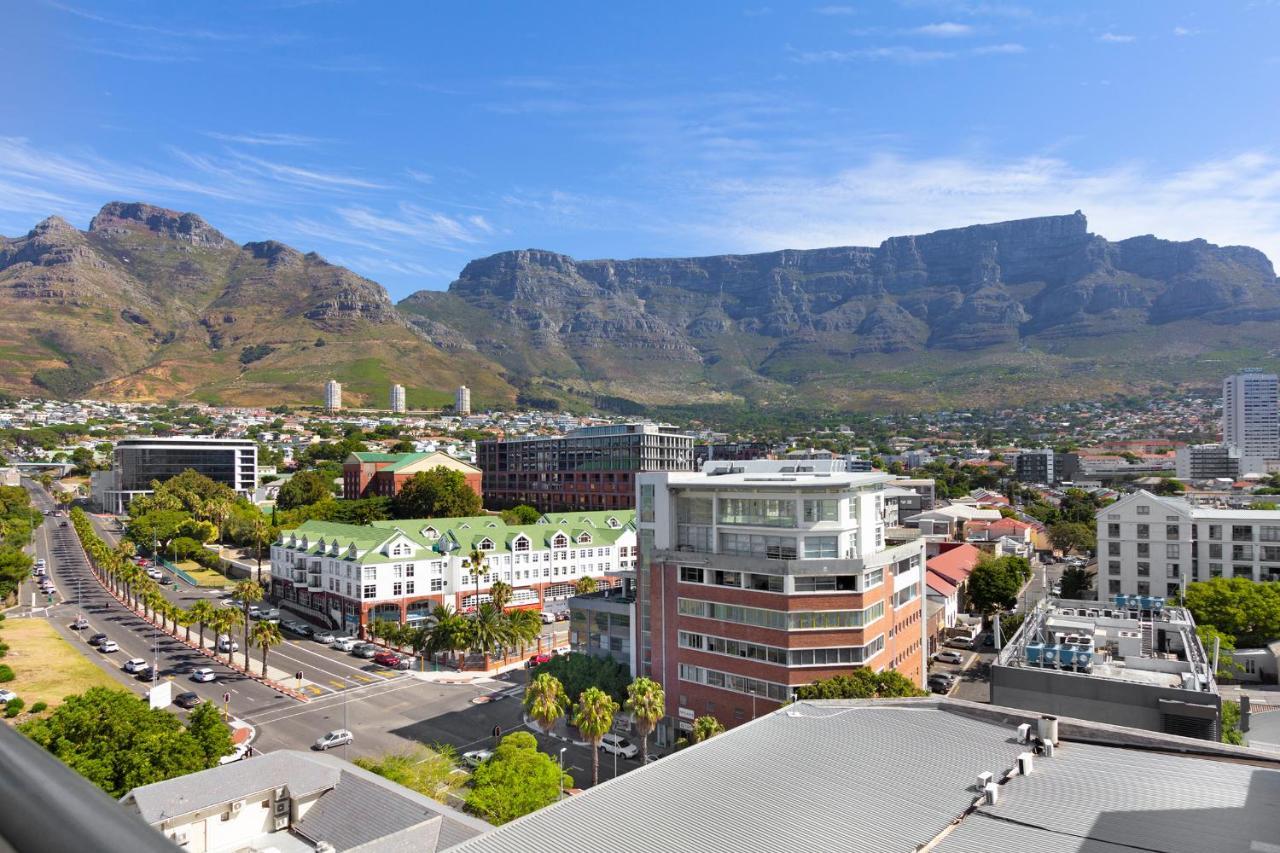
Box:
[313, 729, 353, 751]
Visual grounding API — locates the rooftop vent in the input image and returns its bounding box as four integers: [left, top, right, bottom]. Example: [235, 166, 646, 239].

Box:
[1017, 752, 1034, 776]
[976, 771, 994, 791]
[1016, 723, 1031, 743]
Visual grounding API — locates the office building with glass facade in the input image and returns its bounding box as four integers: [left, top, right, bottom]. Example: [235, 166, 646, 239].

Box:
[92, 437, 257, 514]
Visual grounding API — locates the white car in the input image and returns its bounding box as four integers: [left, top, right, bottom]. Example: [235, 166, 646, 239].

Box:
[191, 667, 217, 683]
[34, 559, 46, 569]
[313, 729, 353, 751]
[934, 650, 965, 665]
[71, 616, 89, 630]
[599, 734, 639, 758]
[314, 631, 338, 644]
[219, 742, 250, 765]
[462, 749, 494, 767]
[0, 689, 17, 704]
[146, 568, 163, 580]
[331, 637, 358, 652]
[99, 640, 119, 653]
[217, 636, 239, 653]
[540, 611, 557, 624]
[122, 658, 149, 674]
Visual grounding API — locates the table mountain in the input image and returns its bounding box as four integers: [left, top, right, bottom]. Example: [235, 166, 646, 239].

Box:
[400, 211, 1280, 409]
[0, 202, 513, 407]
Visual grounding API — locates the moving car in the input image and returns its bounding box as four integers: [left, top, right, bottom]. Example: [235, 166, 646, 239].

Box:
[284, 621, 313, 638]
[0, 689, 16, 704]
[527, 653, 552, 668]
[217, 636, 239, 653]
[934, 650, 965, 665]
[353, 643, 379, 659]
[599, 734, 639, 759]
[134, 664, 155, 681]
[373, 651, 402, 667]
[173, 691, 202, 710]
[146, 568, 163, 580]
[313, 729, 353, 751]
[260, 608, 281, 623]
[34, 559, 45, 570]
[462, 749, 493, 767]
[87, 632, 108, 646]
[331, 637, 358, 652]
[71, 617, 89, 630]
[314, 631, 337, 644]
[220, 742, 250, 765]
[159, 575, 174, 585]
[122, 658, 149, 674]
[191, 667, 217, 683]
[540, 611, 557, 624]
[99, 640, 119, 653]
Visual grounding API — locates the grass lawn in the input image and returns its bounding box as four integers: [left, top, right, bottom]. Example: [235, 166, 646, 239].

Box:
[1, 617, 120, 709]
[176, 561, 232, 588]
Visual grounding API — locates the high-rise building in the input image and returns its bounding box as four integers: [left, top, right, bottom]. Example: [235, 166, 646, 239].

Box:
[478, 423, 695, 511]
[455, 385, 471, 416]
[635, 459, 927, 738]
[390, 383, 406, 413]
[90, 437, 257, 514]
[1174, 443, 1240, 481]
[324, 379, 342, 413]
[1222, 369, 1279, 474]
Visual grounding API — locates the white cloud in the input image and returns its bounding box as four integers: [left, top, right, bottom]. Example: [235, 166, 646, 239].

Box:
[972, 42, 1026, 54]
[792, 45, 955, 63]
[913, 22, 974, 37]
[684, 151, 1280, 265]
[205, 131, 328, 147]
[1098, 32, 1137, 43]
[1173, 26, 1198, 37]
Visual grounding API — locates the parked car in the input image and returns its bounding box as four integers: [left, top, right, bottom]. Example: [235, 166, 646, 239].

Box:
[314, 631, 337, 644]
[527, 653, 552, 668]
[945, 637, 975, 650]
[87, 632, 108, 646]
[217, 636, 239, 653]
[599, 734, 639, 759]
[220, 742, 250, 764]
[394, 656, 416, 671]
[34, 559, 45, 569]
[331, 637, 358, 652]
[159, 575, 174, 586]
[247, 606, 262, 619]
[134, 664, 155, 681]
[934, 650, 965, 665]
[191, 667, 217, 683]
[0, 689, 16, 704]
[71, 617, 89, 631]
[462, 749, 493, 767]
[555, 611, 570, 621]
[99, 640, 119, 653]
[353, 643, 379, 659]
[373, 651, 402, 667]
[928, 674, 957, 694]
[313, 729, 353, 751]
[173, 691, 202, 710]
[540, 610, 557, 624]
[122, 658, 149, 674]
[146, 568, 163, 580]
[261, 609, 281, 623]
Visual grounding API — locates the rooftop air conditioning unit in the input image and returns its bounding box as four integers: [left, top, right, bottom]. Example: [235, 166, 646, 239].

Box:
[274, 815, 289, 831]
[230, 800, 243, 813]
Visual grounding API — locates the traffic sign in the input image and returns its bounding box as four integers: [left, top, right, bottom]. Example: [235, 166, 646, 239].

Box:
[295, 671, 303, 681]
[223, 691, 231, 704]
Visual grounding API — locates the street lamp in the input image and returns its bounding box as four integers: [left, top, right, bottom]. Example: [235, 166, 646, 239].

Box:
[558, 747, 568, 799]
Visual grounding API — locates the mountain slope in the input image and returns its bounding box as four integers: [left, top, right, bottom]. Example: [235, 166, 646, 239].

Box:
[400, 212, 1280, 409]
[0, 202, 515, 407]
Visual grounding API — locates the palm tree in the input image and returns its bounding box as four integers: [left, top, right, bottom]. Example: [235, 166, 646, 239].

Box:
[408, 624, 434, 670]
[489, 580, 513, 611]
[234, 579, 264, 671]
[524, 672, 569, 735]
[219, 609, 244, 667]
[208, 497, 232, 548]
[574, 687, 620, 786]
[691, 715, 725, 743]
[625, 677, 666, 765]
[575, 575, 598, 596]
[432, 609, 472, 670]
[190, 600, 215, 651]
[177, 607, 195, 643]
[507, 608, 542, 656]
[251, 619, 283, 678]
[469, 602, 510, 670]
[250, 514, 269, 585]
[467, 548, 485, 611]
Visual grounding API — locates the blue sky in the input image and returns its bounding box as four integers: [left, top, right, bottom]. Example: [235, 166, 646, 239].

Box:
[4, 1, 1280, 299]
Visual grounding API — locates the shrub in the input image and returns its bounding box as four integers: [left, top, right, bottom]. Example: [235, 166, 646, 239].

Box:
[29, 701, 47, 714]
[0, 664, 14, 682]
[5, 697, 23, 717]
[0, 641, 9, 658]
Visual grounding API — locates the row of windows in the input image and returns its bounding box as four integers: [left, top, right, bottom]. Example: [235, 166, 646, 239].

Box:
[677, 597, 885, 631]
[677, 663, 791, 702]
[678, 630, 885, 666]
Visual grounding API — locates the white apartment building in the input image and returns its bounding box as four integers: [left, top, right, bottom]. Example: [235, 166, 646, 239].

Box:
[455, 384, 472, 416]
[270, 511, 636, 635]
[1096, 490, 1280, 601]
[1223, 370, 1279, 474]
[324, 379, 342, 413]
[390, 383, 406, 413]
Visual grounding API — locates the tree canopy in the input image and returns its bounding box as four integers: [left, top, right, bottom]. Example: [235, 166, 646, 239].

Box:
[275, 470, 335, 510]
[1185, 578, 1280, 648]
[499, 504, 542, 525]
[793, 669, 926, 700]
[531, 652, 631, 703]
[1049, 521, 1095, 555]
[465, 732, 571, 824]
[966, 555, 1026, 615]
[391, 467, 482, 518]
[1058, 565, 1094, 599]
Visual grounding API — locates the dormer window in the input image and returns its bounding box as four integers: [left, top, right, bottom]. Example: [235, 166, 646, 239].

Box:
[422, 526, 438, 539]
[478, 537, 495, 551]
[577, 532, 592, 544]
[459, 523, 471, 530]
[606, 516, 620, 528]
[512, 535, 530, 552]
[486, 521, 499, 528]
[552, 533, 568, 548]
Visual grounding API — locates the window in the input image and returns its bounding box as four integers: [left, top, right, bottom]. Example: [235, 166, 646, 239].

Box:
[1108, 561, 1120, 575]
[1136, 524, 1149, 540]
[1209, 543, 1223, 559]
[803, 536, 839, 559]
[405, 581, 414, 594]
[405, 564, 414, 577]
[803, 499, 839, 523]
[393, 565, 403, 579]
[747, 572, 784, 593]
[1137, 581, 1150, 595]
[1136, 505, 1150, 515]
[1208, 525, 1222, 540]
[717, 498, 796, 528]
[1107, 523, 1120, 538]
[1233, 526, 1254, 543]
[478, 538, 495, 551]
[1168, 564, 1180, 578]
[639, 484, 655, 523]
[393, 582, 403, 596]
[1262, 526, 1280, 543]
[793, 574, 857, 592]
[1108, 579, 1121, 594]
[1166, 524, 1180, 540]
[679, 566, 703, 584]
[719, 532, 797, 560]
[362, 585, 376, 599]
[513, 536, 530, 552]
[1108, 542, 1121, 557]
[1137, 562, 1150, 577]
[1166, 544, 1180, 559]
[1137, 543, 1149, 558]
[863, 568, 884, 589]
[363, 567, 376, 581]
[430, 578, 443, 592]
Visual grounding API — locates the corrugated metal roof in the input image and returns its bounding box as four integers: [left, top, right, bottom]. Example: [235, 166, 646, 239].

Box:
[292, 770, 439, 851]
[447, 703, 1025, 853]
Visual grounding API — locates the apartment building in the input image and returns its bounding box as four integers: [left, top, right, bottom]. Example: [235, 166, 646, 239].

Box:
[324, 379, 342, 413]
[1096, 490, 1280, 601]
[455, 385, 471, 416]
[342, 451, 482, 500]
[91, 437, 257, 514]
[1223, 369, 1279, 474]
[636, 460, 927, 738]
[390, 383, 406, 413]
[1174, 443, 1240, 481]
[270, 510, 635, 635]
[478, 423, 694, 512]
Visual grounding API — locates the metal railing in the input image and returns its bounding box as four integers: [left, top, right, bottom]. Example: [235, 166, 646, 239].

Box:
[0, 722, 175, 851]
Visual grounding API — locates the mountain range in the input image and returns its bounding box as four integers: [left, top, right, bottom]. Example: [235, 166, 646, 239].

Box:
[3, 202, 1278, 412]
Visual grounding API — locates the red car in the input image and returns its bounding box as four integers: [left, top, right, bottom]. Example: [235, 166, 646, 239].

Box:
[527, 653, 552, 668]
[373, 651, 402, 667]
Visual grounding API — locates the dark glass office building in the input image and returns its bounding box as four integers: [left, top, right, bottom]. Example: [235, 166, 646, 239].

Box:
[95, 437, 257, 514]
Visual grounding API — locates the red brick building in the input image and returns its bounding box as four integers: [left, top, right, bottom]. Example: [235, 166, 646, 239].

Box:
[343, 451, 483, 501]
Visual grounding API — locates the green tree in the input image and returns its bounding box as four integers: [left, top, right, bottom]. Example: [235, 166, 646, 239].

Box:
[507, 608, 542, 655]
[1153, 478, 1186, 496]
[489, 580, 513, 611]
[574, 576, 598, 596]
[126, 509, 188, 554]
[1059, 565, 1094, 599]
[19, 687, 216, 797]
[573, 686, 619, 786]
[1049, 521, 1096, 555]
[275, 470, 334, 511]
[691, 715, 725, 743]
[967, 556, 1023, 615]
[469, 602, 511, 668]
[190, 600, 215, 651]
[793, 669, 926, 700]
[531, 651, 631, 703]
[465, 732, 572, 824]
[499, 504, 541, 525]
[234, 580, 265, 670]
[1196, 624, 1242, 679]
[1185, 578, 1280, 648]
[391, 467, 482, 518]
[186, 701, 233, 765]
[251, 619, 283, 677]
[355, 745, 467, 804]
[524, 672, 569, 734]
[1221, 700, 1245, 745]
[625, 677, 666, 765]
